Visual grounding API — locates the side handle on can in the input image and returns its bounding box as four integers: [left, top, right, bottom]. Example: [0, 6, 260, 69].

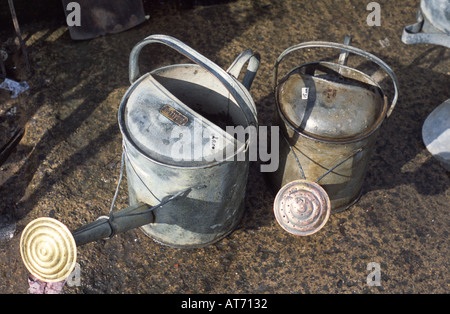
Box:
[226, 48, 261, 90]
[128, 34, 258, 127]
[272, 41, 400, 118]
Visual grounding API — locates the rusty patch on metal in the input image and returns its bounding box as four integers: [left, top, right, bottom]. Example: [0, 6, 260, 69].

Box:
[159, 105, 188, 126]
[323, 86, 337, 102]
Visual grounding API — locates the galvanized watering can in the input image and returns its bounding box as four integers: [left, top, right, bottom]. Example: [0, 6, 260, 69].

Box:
[20, 35, 260, 282]
[268, 37, 399, 236]
[402, 0, 450, 171]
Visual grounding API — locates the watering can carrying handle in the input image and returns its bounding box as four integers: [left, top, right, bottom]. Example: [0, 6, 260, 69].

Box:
[226, 48, 261, 90]
[129, 34, 259, 126]
[272, 41, 400, 118]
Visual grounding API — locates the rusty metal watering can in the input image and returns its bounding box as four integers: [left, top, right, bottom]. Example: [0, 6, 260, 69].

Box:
[268, 37, 399, 236]
[20, 35, 260, 282]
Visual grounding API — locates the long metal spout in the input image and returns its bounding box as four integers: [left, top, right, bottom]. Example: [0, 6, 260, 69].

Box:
[72, 202, 153, 246]
[73, 187, 191, 246]
[20, 188, 191, 282]
[19, 203, 152, 283]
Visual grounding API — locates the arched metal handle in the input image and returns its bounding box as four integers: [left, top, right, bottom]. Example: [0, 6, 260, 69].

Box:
[272, 41, 400, 118]
[226, 48, 261, 90]
[129, 34, 258, 126]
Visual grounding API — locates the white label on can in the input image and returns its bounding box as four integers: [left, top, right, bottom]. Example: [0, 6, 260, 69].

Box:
[302, 87, 309, 99]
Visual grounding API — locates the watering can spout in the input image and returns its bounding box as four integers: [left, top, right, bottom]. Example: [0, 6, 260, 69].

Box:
[19, 188, 192, 283]
[71, 202, 154, 246]
[73, 187, 191, 245]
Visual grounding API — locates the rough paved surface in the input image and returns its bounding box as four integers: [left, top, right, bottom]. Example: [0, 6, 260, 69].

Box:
[0, 0, 449, 294]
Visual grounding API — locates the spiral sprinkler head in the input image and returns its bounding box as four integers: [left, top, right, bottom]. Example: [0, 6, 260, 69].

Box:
[20, 217, 77, 283]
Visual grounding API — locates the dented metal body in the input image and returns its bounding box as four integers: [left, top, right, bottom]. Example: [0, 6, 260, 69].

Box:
[118, 35, 259, 248]
[269, 41, 399, 213]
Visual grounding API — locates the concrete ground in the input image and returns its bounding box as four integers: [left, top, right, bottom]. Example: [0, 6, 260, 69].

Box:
[0, 0, 448, 294]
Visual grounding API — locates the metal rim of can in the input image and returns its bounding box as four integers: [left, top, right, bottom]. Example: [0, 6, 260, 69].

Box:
[118, 69, 256, 170]
[273, 179, 331, 236]
[273, 41, 400, 145]
[275, 61, 389, 145]
[119, 34, 259, 169]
